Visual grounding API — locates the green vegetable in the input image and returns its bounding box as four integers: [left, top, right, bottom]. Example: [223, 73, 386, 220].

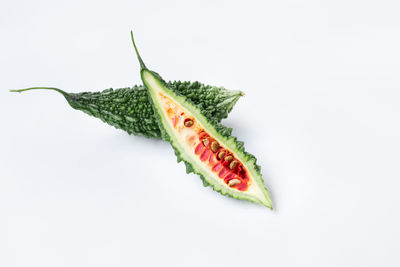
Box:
[10, 82, 243, 138]
[131, 32, 272, 208]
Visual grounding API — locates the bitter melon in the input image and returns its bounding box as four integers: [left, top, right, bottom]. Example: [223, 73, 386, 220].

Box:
[11, 82, 243, 138]
[131, 32, 272, 208]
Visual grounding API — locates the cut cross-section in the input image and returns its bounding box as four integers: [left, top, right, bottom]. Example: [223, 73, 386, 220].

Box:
[159, 92, 252, 191]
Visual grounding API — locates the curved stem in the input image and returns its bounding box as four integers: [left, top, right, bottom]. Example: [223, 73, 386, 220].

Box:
[10, 87, 69, 97]
[130, 30, 147, 70]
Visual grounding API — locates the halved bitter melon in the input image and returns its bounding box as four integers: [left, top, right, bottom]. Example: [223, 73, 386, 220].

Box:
[131, 31, 272, 208]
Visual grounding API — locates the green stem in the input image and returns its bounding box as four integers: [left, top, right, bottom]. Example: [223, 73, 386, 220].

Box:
[130, 30, 147, 70]
[10, 87, 69, 97]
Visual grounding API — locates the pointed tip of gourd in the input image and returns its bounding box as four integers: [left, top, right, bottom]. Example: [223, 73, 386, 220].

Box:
[259, 199, 273, 210]
[232, 91, 245, 103]
[130, 30, 146, 70]
[258, 191, 273, 210]
[266, 199, 273, 210]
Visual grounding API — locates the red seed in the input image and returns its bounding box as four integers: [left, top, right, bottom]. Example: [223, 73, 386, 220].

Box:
[217, 150, 226, 160]
[237, 183, 248, 191]
[224, 173, 235, 183]
[229, 160, 239, 170]
[209, 153, 215, 164]
[199, 131, 208, 139]
[238, 168, 248, 180]
[218, 167, 229, 178]
[184, 118, 193, 127]
[195, 143, 204, 155]
[228, 178, 241, 187]
[202, 138, 209, 147]
[212, 163, 223, 172]
[200, 149, 211, 161]
[224, 155, 233, 163]
[210, 141, 220, 152]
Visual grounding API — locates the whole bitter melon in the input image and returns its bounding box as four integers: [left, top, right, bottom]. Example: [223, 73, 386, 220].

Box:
[11, 81, 243, 138]
[131, 32, 272, 208]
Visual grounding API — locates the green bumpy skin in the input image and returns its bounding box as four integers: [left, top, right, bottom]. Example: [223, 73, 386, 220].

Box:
[10, 81, 243, 139]
[131, 32, 273, 208]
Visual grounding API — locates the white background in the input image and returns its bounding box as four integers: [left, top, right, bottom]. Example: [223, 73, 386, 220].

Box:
[1, 0, 399, 266]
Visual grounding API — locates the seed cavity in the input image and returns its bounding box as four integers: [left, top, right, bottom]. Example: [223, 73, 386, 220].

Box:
[229, 160, 239, 170]
[184, 118, 193, 127]
[210, 141, 220, 153]
[224, 155, 233, 163]
[228, 178, 241, 187]
[202, 138, 209, 146]
[217, 150, 226, 160]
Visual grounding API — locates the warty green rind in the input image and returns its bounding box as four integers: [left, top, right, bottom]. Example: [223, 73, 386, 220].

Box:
[65, 81, 242, 138]
[10, 81, 242, 138]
